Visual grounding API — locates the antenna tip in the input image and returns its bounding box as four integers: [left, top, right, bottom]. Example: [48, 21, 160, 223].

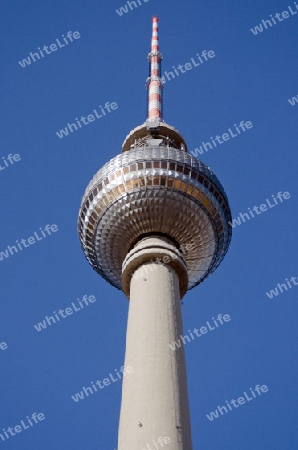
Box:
[152, 16, 159, 23]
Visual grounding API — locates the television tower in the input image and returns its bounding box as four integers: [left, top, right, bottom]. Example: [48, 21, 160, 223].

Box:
[78, 17, 232, 450]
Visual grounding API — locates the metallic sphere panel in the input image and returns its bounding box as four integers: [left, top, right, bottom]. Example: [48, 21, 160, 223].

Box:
[78, 146, 232, 291]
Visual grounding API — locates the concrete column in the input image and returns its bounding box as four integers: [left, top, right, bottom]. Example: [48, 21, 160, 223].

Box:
[118, 236, 192, 450]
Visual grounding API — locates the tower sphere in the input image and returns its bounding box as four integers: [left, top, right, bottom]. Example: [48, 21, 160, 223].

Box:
[78, 19, 232, 298]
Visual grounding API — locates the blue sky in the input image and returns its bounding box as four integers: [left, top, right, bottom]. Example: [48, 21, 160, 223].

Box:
[1, 0, 297, 448]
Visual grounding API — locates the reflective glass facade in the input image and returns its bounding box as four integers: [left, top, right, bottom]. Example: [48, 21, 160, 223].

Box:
[78, 146, 232, 291]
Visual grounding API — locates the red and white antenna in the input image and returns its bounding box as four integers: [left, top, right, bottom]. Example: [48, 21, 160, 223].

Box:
[146, 16, 163, 129]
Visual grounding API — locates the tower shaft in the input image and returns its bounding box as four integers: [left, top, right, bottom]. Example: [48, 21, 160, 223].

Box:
[118, 237, 193, 450]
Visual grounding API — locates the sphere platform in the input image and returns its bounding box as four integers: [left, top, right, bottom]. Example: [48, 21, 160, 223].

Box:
[78, 122, 232, 294]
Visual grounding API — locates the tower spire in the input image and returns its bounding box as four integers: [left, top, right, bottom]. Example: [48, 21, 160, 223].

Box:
[146, 16, 163, 128]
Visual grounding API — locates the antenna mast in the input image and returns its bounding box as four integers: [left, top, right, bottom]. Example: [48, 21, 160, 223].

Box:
[146, 16, 163, 130]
